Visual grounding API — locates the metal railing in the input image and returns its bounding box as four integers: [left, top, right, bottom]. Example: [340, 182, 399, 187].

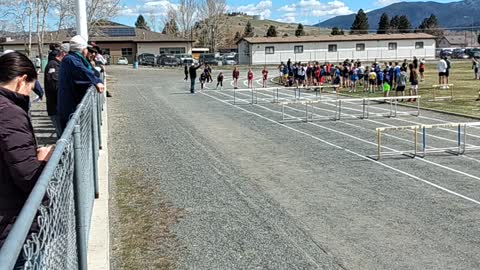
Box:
[0, 75, 106, 270]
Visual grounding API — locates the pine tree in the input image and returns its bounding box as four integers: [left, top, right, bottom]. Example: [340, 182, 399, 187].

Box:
[350, 9, 369, 35]
[266, 25, 277, 37]
[295, 23, 306, 37]
[162, 18, 178, 35]
[397, 15, 412, 33]
[417, 14, 443, 37]
[234, 31, 242, 41]
[162, 22, 170, 34]
[331, 27, 344, 35]
[389, 15, 400, 33]
[243, 21, 254, 37]
[377, 13, 389, 34]
[135, 15, 150, 31]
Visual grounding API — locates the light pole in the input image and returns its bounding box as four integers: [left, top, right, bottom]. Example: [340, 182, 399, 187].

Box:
[75, 0, 88, 40]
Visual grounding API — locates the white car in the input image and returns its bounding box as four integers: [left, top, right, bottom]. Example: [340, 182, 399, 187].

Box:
[117, 57, 129, 65]
[223, 56, 237, 65]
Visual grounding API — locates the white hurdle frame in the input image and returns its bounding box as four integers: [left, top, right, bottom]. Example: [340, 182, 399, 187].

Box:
[373, 122, 480, 160]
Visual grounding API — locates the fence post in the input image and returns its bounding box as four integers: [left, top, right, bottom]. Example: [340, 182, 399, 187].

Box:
[73, 124, 88, 270]
[97, 92, 102, 149]
[92, 93, 100, 199]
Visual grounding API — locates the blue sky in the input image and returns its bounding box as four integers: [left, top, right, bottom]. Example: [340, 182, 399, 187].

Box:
[114, 0, 457, 29]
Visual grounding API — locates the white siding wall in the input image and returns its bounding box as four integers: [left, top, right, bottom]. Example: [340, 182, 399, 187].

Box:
[137, 42, 192, 55]
[240, 39, 436, 65]
[238, 40, 251, 65]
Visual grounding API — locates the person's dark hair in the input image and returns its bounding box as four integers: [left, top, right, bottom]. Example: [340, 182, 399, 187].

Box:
[49, 43, 61, 51]
[408, 63, 414, 70]
[0, 52, 37, 84]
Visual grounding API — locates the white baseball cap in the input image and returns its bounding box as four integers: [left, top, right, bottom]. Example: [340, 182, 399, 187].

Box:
[69, 35, 91, 52]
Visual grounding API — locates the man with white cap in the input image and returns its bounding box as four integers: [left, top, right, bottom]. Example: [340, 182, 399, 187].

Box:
[57, 35, 104, 133]
[44, 43, 69, 137]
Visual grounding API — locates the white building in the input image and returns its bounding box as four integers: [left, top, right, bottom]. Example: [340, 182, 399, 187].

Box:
[237, 33, 436, 65]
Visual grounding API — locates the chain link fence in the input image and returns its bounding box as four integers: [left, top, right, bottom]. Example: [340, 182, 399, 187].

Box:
[0, 74, 106, 270]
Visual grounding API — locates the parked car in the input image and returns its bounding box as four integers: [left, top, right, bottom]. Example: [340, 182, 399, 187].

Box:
[138, 53, 156, 66]
[452, 48, 465, 59]
[157, 55, 181, 66]
[117, 57, 129, 65]
[222, 55, 237, 65]
[466, 48, 480, 58]
[199, 53, 219, 65]
[440, 49, 453, 58]
[175, 54, 195, 65]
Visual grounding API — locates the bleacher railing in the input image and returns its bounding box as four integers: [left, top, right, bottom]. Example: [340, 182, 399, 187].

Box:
[0, 74, 106, 270]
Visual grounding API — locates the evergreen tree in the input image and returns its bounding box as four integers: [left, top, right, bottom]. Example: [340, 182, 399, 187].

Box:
[266, 25, 277, 37]
[135, 15, 150, 31]
[234, 31, 242, 41]
[162, 18, 178, 35]
[331, 27, 344, 35]
[350, 9, 369, 34]
[389, 15, 400, 33]
[397, 15, 412, 33]
[295, 23, 306, 36]
[377, 13, 389, 34]
[417, 14, 443, 37]
[162, 22, 170, 34]
[243, 21, 255, 37]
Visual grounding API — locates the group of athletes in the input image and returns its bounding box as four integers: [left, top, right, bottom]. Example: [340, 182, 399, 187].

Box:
[277, 57, 426, 101]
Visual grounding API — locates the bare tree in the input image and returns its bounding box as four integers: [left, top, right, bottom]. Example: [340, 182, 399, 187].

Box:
[162, 5, 178, 36]
[87, 0, 120, 29]
[197, 0, 226, 52]
[177, 0, 196, 39]
[34, 0, 49, 59]
[147, 10, 158, 32]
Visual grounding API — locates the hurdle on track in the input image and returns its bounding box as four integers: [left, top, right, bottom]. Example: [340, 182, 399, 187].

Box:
[371, 122, 480, 160]
[430, 84, 454, 101]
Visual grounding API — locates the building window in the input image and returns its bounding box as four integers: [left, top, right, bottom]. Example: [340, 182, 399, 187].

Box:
[356, 43, 365, 51]
[294, 45, 303, 54]
[265, 46, 275, 54]
[121, 48, 133, 56]
[328, 44, 337, 52]
[415, 42, 424, 49]
[159, 47, 186, 55]
[388, 42, 397, 50]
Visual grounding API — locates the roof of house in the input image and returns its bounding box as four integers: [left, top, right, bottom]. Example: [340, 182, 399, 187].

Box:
[237, 33, 436, 44]
[0, 22, 192, 45]
[439, 34, 479, 47]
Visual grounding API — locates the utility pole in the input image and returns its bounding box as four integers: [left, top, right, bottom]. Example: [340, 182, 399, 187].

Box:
[75, 0, 88, 40]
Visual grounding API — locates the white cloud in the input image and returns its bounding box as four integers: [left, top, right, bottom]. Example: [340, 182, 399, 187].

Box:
[118, 0, 175, 17]
[278, 4, 296, 13]
[275, 0, 353, 22]
[374, 0, 401, 7]
[228, 0, 273, 19]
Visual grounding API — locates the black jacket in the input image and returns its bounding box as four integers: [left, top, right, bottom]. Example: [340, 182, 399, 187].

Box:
[44, 58, 60, 116]
[0, 87, 45, 236]
[189, 64, 202, 80]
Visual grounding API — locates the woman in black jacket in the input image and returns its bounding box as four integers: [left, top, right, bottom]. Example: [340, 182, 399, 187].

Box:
[0, 51, 54, 247]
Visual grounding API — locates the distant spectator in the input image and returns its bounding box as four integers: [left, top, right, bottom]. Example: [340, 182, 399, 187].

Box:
[44, 43, 69, 137]
[413, 56, 418, 69]
[34, 56, 41, 73]
[184, 65, 188, 81]
[0, 52, 54, 249]
[32, 81, 44, 103]
[396, 67, 408, 100]
[57, 35, 104, 133]
[445, 57, 451, 87]
[473, 57, 479, 80]
[48, 43, 61, 62]
[408, 63, 419, 102]
[189, 63, 203, 93]
[262, 66, 268, 88]
[437, 57, 447, 88]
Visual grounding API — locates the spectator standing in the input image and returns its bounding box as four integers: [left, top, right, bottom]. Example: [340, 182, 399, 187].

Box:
[184, 65, 188, 81]
[472, 57, 479, 80]
[189, 63, 203, 93]
[0, 52, 54, 249]
[233, 66, 240, 89]
[368, 68, 377, 93]
[57, 35, 104, 132]
[413, 56, 418, 69]
[44, 43, 69, 137]
[445, 57, 451, 87]
[48, 43, 61, 62]
[437, 57, 447, 88]
[34, 56, 41, 73]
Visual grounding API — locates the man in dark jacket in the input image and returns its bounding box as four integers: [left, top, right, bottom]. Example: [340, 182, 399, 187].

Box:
[57, 35, 104, 133]
[44, 43, 69, 137]
[189, 63, 203, 93]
